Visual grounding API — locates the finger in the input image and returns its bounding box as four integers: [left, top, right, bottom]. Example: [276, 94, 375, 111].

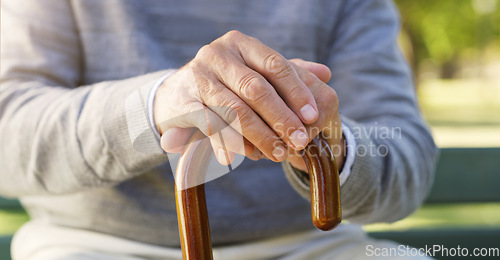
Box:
[224, 31, 319, 124]
[160, 127, 196, 153]
[289, 59, 332, 83]
[199, 44, 310, 151]
[290, 63, 341, 143]
[160, 117, 259, 163]
[191, 105, 251, 156]
[165, 101, 252, 157]
[208, 125, 241, 166]
[244, 139, 262, 161]
[190, 70, 289, 161]
[153, 67, 255, 157]
[211, 142, 236, 166]
[210, 60, 310, 152]
[286, 153, 308, 172]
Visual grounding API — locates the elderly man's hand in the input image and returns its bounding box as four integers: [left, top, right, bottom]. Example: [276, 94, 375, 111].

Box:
[154, 30, 320, 164]
[154, 31, 345, 169]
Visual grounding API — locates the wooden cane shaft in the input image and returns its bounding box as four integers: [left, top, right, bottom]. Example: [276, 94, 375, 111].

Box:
[175, 133, 341, 260]
[175, 185, 213, 260]
[175, 131, 213, 260]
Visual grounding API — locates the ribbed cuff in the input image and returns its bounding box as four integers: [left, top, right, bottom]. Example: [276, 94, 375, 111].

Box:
[147, 71, 177, 142]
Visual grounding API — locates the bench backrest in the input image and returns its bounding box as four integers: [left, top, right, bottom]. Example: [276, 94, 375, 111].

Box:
[0, 148, 499, 260]
[426, 148, 500, 203]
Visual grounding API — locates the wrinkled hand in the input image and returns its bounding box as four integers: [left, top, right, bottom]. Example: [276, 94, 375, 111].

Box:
[154, 31, 320, 164]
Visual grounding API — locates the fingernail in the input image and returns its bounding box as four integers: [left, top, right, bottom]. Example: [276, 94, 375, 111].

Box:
[272, 146, 287, 161]
[300, 104, 317, 122]
[289, 130, 308, 150]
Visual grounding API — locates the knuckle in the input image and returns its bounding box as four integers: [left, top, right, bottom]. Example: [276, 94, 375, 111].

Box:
[236, 106, 253, 125]
[222, 99, 248, 123]
[203, 85, 224, 100]
[286, 85, 306, 102]
[274, 63, 294, 80]
[236, 107, 256, 130]
[264, 53, 289, 75]
[238, 74, 270, 102]
[223, 30, 243, 41]
[196, 44, 215, 60]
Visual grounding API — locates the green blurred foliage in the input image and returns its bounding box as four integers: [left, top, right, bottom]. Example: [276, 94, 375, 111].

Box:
[394, 0, 500, 78]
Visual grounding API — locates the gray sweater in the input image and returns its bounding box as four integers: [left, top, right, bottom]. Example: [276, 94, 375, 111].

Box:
[0, 0, 438, 247]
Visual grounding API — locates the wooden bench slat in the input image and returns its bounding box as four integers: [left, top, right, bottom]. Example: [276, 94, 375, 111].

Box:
[0, 236, 12, 260]
[426, 148, 500, 203]
[0, 198, 21, 209]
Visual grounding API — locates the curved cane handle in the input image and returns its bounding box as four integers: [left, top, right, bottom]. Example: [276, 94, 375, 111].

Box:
[175, 132, 341, 259]
[175, 131, 213, 260]
[301, 136, 342, 231]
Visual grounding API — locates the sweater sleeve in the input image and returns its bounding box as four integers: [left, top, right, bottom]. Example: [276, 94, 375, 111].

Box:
[0, 0, 172, 197]
[282, 0, 439, 224]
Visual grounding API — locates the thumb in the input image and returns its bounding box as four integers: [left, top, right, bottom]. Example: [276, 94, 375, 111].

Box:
[160, 127, 196, 153]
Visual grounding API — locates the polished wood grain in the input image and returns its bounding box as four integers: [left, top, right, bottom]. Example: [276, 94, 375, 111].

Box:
[175, 131, 213, 260]
[302, 136, 342, 231]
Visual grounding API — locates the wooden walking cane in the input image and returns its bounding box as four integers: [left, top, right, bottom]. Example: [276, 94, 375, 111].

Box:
[175, 131, 341, 260]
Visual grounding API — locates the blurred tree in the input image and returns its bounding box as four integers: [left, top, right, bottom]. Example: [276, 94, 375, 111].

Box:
[394, 0, 500, 79]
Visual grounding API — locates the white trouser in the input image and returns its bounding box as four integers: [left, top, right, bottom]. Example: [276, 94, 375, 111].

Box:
[12, 221, 432, 260]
